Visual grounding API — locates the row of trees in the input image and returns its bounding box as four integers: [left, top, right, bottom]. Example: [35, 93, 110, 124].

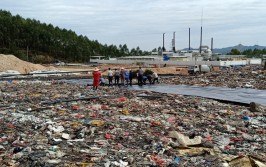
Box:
[0, 10, 150, 63]
[228, 48, 266, 58]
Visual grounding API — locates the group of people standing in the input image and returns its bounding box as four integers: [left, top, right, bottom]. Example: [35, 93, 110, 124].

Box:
[135, 67, 158, 85]
[107, 67, 133, 86]
[92, 67, 159, 90]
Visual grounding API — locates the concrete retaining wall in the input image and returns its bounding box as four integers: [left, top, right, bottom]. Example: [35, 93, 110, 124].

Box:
[220, 60, 247, 66]
[92, 59, 262, 66]
[249, 59, 262, 65]
[93, 59, 221, 66]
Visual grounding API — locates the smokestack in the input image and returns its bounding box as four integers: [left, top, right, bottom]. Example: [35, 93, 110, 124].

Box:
[172, 32, 176, 52]
[199, 26, 202, 54]
[189, 28, 191, 50]
[211, 37, 213, 52]
[163, 33, 165, 52]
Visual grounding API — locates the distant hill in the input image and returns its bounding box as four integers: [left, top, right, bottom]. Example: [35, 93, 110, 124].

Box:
[183, 44, 266, 54]
[213, 44, 266, 54]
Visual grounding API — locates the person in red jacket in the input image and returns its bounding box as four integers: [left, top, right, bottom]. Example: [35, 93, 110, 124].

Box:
[92, 67, 101, 90]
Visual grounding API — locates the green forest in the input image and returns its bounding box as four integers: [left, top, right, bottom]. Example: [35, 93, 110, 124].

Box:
[228, 48, 266, 57]
[0, 10, 151, 63]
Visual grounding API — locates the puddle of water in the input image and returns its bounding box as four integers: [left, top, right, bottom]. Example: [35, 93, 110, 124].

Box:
[64, 79, 92, 85]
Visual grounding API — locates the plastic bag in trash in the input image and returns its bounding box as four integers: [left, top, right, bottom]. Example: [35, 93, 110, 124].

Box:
[169, 131, 202, 146]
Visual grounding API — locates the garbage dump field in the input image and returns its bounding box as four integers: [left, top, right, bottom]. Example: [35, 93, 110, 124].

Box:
[0, 80, 265, 166]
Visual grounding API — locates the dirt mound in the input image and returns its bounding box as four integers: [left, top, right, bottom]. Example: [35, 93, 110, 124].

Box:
[147, 67, 188, 75]
[0, 54, 56, 74]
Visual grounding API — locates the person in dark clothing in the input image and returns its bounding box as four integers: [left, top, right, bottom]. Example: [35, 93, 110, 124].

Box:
[147, 74, 152, 85]
[137, 67, 144, 86]
[143, 75, 147, 85]
[129, 70, 133, 86]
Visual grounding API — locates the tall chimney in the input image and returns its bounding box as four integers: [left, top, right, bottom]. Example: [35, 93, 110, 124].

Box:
[172, 32, 176, 52]
[163, 33, 165, 52]
[189, 28, 191, 50]
[211, 37, 213, 52]
[199, 26, 202, 54]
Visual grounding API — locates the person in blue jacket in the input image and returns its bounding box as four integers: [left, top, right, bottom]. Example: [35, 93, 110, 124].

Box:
[142, 75, 147, 85]
[99, 77, 106, 86]
[147, 74, 152, 85]
[125, 69, 130, 86]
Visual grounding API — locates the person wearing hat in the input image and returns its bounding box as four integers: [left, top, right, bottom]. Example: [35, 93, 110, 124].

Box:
[92, 67, 101, 90]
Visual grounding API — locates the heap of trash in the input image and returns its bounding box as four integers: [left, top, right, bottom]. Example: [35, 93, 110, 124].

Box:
[0, 80, 265, 166]
[160, 65, 266, 90]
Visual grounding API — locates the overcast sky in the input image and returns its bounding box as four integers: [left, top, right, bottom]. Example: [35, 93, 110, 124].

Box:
[1, 0, 266, 51]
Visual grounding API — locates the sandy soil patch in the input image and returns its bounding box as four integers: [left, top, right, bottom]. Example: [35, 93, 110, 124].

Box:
[0, 54, 56, 74]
